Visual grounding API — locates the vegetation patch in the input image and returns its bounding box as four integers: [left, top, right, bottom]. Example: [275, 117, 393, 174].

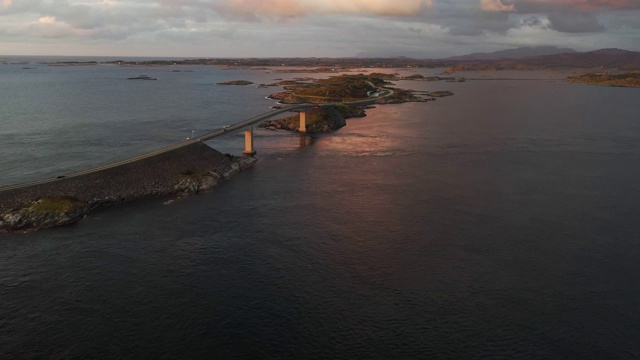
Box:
[30, 197, 86, 215]
[333, 103, 366, 118]
[1, 197, 89, 232]
[567, 72, 640, 88]
[377, 89, 431, 104]
[268, 74, 387, 104]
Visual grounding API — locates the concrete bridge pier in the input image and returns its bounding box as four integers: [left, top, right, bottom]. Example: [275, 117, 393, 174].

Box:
[243, 127, 256, 156]
[299, 111, 307, 132]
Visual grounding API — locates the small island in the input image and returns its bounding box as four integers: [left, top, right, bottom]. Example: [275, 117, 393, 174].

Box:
[267, 74, 430, 105]
[259, 73, 453, 133]
[567, 72, 640, 88]
[1, 197, 90, 231]
[260, 104, 365, 133]
[428, 91, 455, 97]
[128, 75, 157, 80]
[216, 80, 254, 86]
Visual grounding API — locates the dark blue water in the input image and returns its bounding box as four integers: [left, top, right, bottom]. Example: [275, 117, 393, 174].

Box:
[0, 59, 281, 185]
[1, 62, 640, 359]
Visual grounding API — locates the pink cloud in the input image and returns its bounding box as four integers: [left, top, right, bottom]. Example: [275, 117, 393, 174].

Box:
[214, 0, 430, 20]
[481, 0, 515, 11]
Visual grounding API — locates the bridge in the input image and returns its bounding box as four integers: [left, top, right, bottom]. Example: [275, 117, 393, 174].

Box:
[0, 89, 393, 193]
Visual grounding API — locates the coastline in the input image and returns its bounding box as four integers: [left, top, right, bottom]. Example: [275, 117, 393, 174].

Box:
[0, 70, 448, 233]
[0, 143, 256, 233]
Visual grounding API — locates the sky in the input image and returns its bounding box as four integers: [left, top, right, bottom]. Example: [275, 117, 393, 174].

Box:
[1, 0, 639, 58]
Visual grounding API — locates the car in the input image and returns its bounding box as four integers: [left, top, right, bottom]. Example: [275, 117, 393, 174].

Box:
[223, 125, 231, 131]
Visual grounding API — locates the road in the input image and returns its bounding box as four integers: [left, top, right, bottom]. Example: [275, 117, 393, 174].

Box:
[0, 89, 393, 192]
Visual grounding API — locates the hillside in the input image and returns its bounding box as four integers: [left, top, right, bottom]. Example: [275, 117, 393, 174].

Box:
[447, 46, 576, 61]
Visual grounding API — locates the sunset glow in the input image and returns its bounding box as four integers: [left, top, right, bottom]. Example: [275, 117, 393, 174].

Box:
[0, 0, 637, 57]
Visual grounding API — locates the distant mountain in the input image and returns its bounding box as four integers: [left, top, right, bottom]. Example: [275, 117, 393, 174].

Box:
[522, 48, 640, 70]
[446, 46, 577, 61]
[586, 48, 634, 55]
[355, 50, 437, 59]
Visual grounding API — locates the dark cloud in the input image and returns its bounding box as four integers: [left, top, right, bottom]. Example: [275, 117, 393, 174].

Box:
[547, 11, 604, 33]
[0, 0, 639, 57]
[502, 0, 640, 13]
[521, 15, 544, 28]
[424, 0, 516, 35]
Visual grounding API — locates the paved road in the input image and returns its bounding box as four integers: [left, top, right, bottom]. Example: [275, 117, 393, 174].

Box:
[0, 89, 393, 192]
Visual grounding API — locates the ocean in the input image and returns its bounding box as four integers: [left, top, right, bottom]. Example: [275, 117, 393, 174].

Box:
[1, 58, 639, 359]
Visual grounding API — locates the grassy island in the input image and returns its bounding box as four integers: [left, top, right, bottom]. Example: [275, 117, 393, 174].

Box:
[260, 104, 365, 133]
[216, 80, 254, 86]
[268, 74, 383, 104]
[0, 197, 89, 232]
[268, 74, 428, 104]
[567, 72, 640, 88]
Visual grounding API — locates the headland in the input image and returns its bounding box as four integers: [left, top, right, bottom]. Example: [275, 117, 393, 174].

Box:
[0, 142, 255, 232]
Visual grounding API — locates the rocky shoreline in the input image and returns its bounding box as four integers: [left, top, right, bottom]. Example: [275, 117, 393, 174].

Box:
[2, 72, 456, 233]
[258, 73, 453, 134]
[0, 143, 256, 233]
[260, 104, 365, 133]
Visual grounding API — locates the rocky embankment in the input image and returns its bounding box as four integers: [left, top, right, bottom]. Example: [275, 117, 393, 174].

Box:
[260, 104, 365, 133]
[0, 143, 256, 233]
[260, 73, 455, 133]
[1, 197, 91, 231]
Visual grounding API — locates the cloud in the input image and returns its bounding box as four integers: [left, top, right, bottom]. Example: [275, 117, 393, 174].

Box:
[481, 0, 515, 12]
[521, 15, 544, 28]
[213, 0, 431, 20]
[528, 0, 640, 10]
[0, 0, 638, 57]
[476, 0, 640, 33]
[424, 1, 516, 35]
[547, 11, 604, 32]
[37, 15, 56, 24]
[484, 0, 640, 12]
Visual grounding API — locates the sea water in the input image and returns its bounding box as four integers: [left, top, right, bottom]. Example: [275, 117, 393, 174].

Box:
[1, 59, 639, 359]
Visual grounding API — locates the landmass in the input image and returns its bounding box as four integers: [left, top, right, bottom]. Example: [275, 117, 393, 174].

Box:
[93, 48, 639, 72]
[566, 72, 640, 88]
[1, 71, 453, 232]
[260, 73, 448, 132]
[260, 104, 365, 133]
[216, 80, 254, 86]
[427, 91, 455, 97]
[274, 67, 352, 74]
[1, 197, 90, 231]
[0, 143, 256, 233]
[128, 75, 157, 80]
[267, 74, 429, 105]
